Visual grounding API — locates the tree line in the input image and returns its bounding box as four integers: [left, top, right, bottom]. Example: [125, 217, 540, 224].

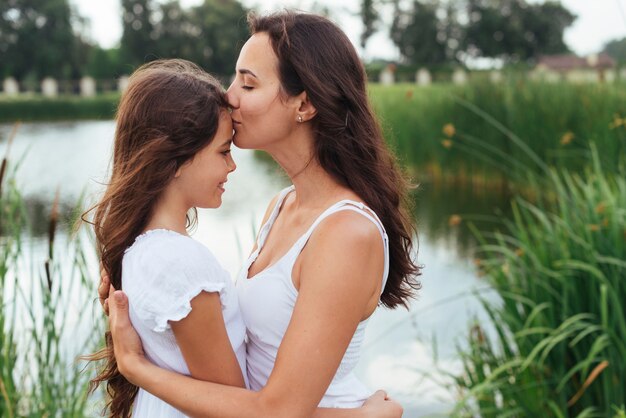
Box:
[0, 0, 249, 82]
[1, 0, 624, 83]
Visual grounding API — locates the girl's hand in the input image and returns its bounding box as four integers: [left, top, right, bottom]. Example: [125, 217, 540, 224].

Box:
[108, 289, 146, 382]
[362, 390, 403, 418]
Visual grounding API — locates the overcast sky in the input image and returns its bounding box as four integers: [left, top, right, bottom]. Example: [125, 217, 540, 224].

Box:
[71, 0, 626, 60]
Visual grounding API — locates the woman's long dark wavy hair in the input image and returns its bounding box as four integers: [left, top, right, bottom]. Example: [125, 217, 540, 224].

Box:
[82, 59, 228, 418]
[248, 11, 421, 308]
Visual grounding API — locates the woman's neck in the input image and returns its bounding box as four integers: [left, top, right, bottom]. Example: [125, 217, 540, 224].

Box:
[266, 131, 355, 210]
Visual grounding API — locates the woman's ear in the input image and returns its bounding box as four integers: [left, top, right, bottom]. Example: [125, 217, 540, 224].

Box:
[294, 91, 317, 122]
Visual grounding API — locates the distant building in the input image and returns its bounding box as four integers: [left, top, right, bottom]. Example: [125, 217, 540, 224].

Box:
[533, 53, 616, 83]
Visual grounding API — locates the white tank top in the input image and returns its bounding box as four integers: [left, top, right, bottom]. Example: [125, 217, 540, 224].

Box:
[236, 186, 389, 408]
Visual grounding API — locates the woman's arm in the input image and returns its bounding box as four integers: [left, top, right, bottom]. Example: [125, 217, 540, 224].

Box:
[171, 291, 245, 388]
[109, 211, 398, 418]
[110, 291, 378, 418]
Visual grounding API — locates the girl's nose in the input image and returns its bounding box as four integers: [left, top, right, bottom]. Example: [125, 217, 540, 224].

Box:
[227, 154, 237, 173]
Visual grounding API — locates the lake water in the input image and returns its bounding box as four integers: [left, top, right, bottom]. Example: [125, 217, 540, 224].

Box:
[0, 121, 503, 417]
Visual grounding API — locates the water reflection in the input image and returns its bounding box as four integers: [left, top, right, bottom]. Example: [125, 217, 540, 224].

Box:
[413, 179, 513, 258]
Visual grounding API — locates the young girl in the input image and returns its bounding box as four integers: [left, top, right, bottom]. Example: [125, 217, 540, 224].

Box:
[87, 59, 398, 418]
[85, 59, 243, 417]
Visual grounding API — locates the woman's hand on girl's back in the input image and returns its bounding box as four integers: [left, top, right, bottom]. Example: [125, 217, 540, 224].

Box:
[108, 289, 147, 382]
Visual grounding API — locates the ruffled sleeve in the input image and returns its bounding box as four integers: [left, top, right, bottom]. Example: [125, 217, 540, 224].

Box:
[131, 235, 230, 333]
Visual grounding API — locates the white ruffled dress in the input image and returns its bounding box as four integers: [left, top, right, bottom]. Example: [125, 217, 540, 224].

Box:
[122, 229, 248, 417]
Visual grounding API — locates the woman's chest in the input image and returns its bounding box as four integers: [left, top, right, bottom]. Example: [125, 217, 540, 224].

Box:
[236, 269, 298, 343]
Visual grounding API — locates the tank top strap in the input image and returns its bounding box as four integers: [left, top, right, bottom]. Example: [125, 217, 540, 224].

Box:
[255, 185, 295, 251]
[292, 200, 390, 292]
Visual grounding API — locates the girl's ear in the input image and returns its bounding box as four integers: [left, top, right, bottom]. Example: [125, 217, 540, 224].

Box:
[174, 166, 182, 178]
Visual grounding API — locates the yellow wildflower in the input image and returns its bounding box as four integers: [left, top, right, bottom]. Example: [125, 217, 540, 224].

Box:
[448, 214, 462, 226]
[442, 123, 456, 138]
[595, 202, 606, 214]
[609, 115, 624, 129]
[441, 139, 453, 149]
[515, 248, 524, 257]
[502, 263, 510, 275]
[588, 224, 600, 232]
[560, 131, 574, 145]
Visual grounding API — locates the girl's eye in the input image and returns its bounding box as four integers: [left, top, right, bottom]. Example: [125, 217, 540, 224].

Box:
[242, 85, 253, 90]
[221, 149, 231, 155]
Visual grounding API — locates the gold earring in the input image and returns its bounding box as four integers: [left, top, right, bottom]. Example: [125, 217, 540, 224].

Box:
[297, 115, 303, 123]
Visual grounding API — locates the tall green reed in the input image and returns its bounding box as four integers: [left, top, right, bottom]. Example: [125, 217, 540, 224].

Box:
[0, 124, 102, 417]
[444, 100, 626, 416]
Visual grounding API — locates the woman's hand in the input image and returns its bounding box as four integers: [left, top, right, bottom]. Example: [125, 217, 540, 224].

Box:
[362, 391, 403, 418]
[108, 288, 147, 383]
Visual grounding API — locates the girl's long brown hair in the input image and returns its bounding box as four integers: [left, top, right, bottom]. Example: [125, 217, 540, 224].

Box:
[249, 11, 421, 308]
[82, 59, 228, 417]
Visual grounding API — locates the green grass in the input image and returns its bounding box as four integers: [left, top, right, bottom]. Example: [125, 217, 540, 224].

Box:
[0, 93, 119, 123]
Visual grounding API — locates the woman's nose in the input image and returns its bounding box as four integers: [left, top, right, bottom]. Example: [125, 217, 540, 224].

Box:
[226, 82, 238, 109]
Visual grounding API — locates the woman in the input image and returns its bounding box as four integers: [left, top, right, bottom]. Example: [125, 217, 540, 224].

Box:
[101, 10, 419, 418]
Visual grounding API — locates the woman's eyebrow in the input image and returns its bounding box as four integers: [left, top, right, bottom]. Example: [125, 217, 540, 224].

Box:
[238, 68, 258, 78]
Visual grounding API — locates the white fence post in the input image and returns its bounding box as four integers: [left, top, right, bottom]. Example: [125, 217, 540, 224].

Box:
[118, 75, 130, 93]
[489, 71, 502, 83]
[80, 76, 97, 97]
[3, 77, 19, 95]
[41, 77, 58, 97]
[452, 69, 467, 85]
[379, 65, 395, 86]
[416, 68, 432, 86]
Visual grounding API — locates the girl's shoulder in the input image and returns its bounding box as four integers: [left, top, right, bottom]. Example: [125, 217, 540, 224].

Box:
[125, 229, 225, 279]
[123, 230, 231, 333]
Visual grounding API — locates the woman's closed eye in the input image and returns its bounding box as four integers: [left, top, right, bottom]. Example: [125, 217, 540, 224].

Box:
[241, 85, 253, 91]
[221, 149, 232, 155]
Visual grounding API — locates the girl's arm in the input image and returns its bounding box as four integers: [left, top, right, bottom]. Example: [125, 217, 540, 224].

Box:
[170, 291, 245, 388]
[109, 211, 401, 418]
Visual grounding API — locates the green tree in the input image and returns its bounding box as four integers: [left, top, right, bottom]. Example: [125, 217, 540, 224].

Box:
[463, 0, 576, 62]
[604, 37, 626, 66]
[186, 0, 249, 77]
[0, 0, 89, 80]
[151, 0, 196, 59]
[360, 0, 379, 50]
[117, 0, 248, 77]
[85, 47, 124, 80]
[390, 0, 450, 67]
[120, 0, 158, 68]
